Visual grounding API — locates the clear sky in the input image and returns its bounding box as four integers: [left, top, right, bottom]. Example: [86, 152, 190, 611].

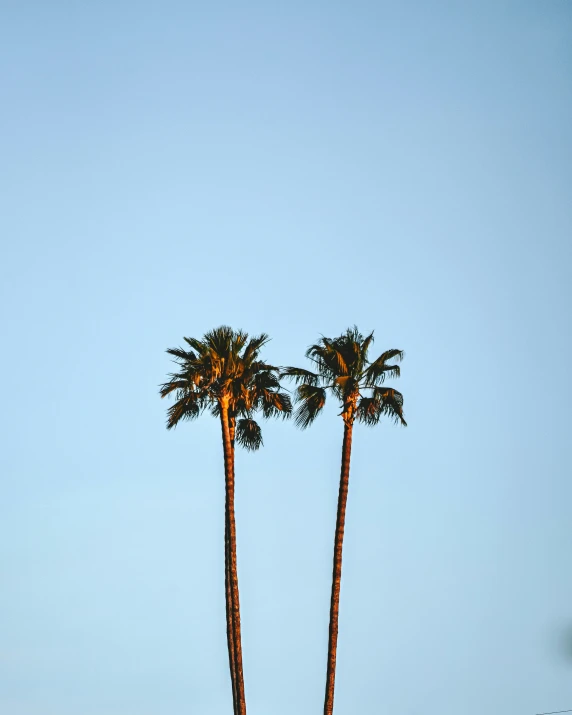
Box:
[1, 2, 571, 714]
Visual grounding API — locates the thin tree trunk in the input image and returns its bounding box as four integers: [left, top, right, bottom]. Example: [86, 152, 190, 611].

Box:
[226, 418, 237, 714]
[221, 405, 247, 715]
[225, 519, 237, 714]
[323, 420, 354, 715]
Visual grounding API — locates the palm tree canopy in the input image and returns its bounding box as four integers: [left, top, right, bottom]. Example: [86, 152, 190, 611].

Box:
[282, 326, 406, 429]
[160, 326, 292, 449]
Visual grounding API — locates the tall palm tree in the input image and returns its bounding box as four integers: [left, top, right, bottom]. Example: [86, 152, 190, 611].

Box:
[282, 327, 406, 715]
[160, 326, 292, 715]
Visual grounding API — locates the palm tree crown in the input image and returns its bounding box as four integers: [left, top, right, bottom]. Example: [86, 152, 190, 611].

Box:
[160, 325, 292, 447]
[282, 326, 406, 428]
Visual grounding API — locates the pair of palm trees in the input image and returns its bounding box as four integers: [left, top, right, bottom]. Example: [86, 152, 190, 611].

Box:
[160, 326, 406, 715]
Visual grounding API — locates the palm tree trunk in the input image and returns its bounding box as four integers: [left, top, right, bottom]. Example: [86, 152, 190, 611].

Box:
[323, 420, 354, 715]
[225, 520, 238, 714]
[226, 419, 238, 714]
[220, 405, 247, 715]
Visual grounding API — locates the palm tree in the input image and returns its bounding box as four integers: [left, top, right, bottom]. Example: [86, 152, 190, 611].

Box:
[160, 326, 292, 715]
[282, 327, 406, 715]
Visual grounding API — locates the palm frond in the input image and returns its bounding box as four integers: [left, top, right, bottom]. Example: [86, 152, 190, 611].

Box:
[166, 346, 196, 363]
[343, 325, 364, 345]
[159, 378, 189, 399]
[203, 326, 248, 368]
[360, 331, 375, 359]
[335, 334, 360, 368]
[307, 340, 348, 379]
[356, 387, 406, 427]
[183, 336, 207, 356]
[294, 384, 326, 429]
[364, 349, 404, 385]
[356, 396, 382, 425]
[260, 390, 293, 419]
[325, 343, 350, 376]
[235, 418, 263, 451]
[372, 386, 407, 426]
[166, 395, 202, 429]
[253, 369, 281, 391]
[242, 334, 270, 364]
[280, 366, 320, 386]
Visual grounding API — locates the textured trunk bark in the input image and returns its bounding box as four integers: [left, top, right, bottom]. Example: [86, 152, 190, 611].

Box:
[221, 405, 247, 715]
[323, 420, 354, 715]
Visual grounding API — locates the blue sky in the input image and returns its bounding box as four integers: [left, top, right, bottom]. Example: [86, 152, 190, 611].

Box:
[1, 1, 571, 714]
